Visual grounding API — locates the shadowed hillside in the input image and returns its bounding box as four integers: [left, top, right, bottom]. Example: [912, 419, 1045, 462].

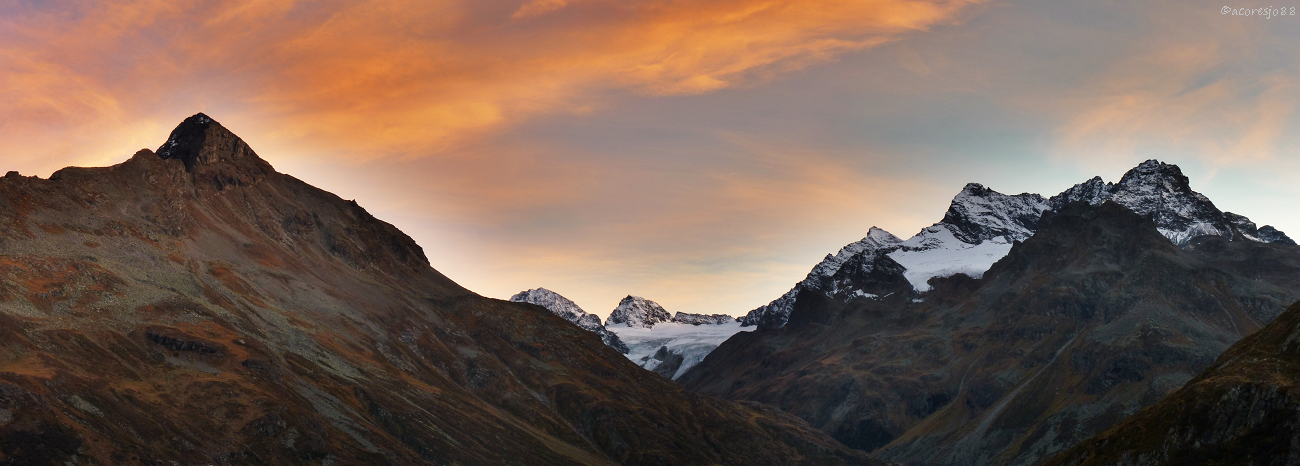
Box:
[0, 114, 878, 465]
[681, 201, 1300, 466]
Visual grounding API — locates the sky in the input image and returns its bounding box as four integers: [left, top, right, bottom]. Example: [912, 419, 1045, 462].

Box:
[2, 0, 1298, 318]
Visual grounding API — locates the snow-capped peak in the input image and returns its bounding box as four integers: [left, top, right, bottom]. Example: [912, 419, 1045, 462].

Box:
[807, 227, 904, 281]
[607, 295, 673, 328]
[1047, 159, 1291, 246]
[510, 288, 629, 353]
[510, 288, 597, 326]
[939, 183, 1051, 244]
[866, 226, 902, 244]
[742, 159, 1293, 329]
[739, 226, 904, 328]
[1049, 176, 1113, 209]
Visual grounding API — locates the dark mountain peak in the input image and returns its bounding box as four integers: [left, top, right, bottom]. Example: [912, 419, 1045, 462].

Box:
[158, 113, 249, 169]
[1042, 159, 1290, 245]
[959, 182, 992, 196]
[1048, 175, 1114, 209]
[1260, 225, 1297, 245]
[1116, 159, 1191, 191]
[940, 182, 1050, 244]
[156, 113, 273, 189]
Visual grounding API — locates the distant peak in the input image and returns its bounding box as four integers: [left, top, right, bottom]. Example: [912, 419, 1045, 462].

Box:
[865, 226, 902, 243]
[608, 295, 671, 328]
[157, 113, 266, 173]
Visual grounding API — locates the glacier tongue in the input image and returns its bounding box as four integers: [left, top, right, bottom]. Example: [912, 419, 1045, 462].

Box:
[608, 321, 752, 380]
[887, 230, 1015, 292]
[511, 290, 749, 379]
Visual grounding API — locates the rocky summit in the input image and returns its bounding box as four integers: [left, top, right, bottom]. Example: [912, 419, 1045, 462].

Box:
[0, 114, 879, 466]
[681, 201, 1300, 466]
[606, 295, 672, 328]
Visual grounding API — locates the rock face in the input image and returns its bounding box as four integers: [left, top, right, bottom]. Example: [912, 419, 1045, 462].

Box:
[1042, 300, 1300, 466]
[673, 312, 736, 325]
[740, 159, 1292, 330]
[0, 114, 881, 465]
[742, 227, 904, 329]
[607, 295, 672, 328]
[681, 201, 1300, 465]
[509, 288, 629, 353]
[1048, 160, 1294, 246]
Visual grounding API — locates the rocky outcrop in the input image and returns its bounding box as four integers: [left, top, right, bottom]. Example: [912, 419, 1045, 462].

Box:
[607, 295, 672, 328]
[1043, 300, 1300, 466]
[672, 312, 736, 325]
[509, 288, 629, 353]
[681, 201, 1300, 465]
[0, 114, 881, 466]
[644, 346, 686, 379]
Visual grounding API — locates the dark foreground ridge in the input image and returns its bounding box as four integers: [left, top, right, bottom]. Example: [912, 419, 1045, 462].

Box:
[0, 114, 878, 465]
[1043, 299, 1300, 466]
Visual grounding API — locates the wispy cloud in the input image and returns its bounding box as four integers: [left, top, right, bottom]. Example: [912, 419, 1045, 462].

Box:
[1, 0, 988, 163]
[1049, 2, 1300, 171]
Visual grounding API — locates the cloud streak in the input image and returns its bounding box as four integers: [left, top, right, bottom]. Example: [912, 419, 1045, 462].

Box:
[2, 0, 988, 162]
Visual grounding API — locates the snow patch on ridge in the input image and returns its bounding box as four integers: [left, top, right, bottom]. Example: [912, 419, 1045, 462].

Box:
[888, 232, 1015, 292]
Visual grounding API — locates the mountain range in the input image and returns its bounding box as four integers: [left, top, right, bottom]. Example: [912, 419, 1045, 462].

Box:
[739, 160, 1293, 330]
[7, 113, 1298, 465]
[0, 114, 879, 465]
[682, 180, 1300, 466]
[509, 291, 750, 380]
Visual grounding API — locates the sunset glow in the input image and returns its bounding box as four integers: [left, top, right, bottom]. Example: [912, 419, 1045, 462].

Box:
[3, 0, 1297, 317]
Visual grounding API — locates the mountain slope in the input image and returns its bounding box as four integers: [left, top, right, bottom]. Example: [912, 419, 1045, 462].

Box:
[0, 114, 879, 465]
[1042, 300, 1300, 466]
[681, 201, 1300, 465]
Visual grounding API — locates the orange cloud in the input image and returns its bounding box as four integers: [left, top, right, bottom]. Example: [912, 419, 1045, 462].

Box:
[1, 0, 987, 165]
[1049, 4, 1299, 172]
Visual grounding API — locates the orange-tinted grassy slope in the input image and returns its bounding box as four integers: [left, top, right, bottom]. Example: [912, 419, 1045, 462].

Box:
[0, 114, 879, 466]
